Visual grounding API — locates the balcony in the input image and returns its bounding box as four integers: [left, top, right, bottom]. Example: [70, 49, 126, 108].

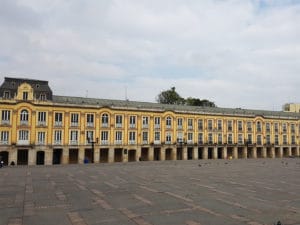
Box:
[86, 122, 94, 128]
[142, 140, 148, 145]
[0, 140, 9, 145]
[129, 140, 136, 145]
[17, 140, 30, 145]
[142, 124, 149, 129]
[129, 124, 136, 129]
[37, 121, 46, 127]
[115, 140, 122, 145]
[101, 140, 109, 145]
[70, 140, 78, 145]
[1, 120, 10, 125]
[54, 140, 62, 145]
[101, 123, 108, 128]
[20, 121, 29, 126]
[154, 124, 160, 129]
[188, 126, 193, 130]
[55, 121, 63, 127]
[115, 123, 122, 128]
[154, 140, 161, 145]
[70, 122, 78, 127]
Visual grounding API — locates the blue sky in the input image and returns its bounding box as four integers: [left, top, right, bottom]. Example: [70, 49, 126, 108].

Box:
[1, 0, 300, 110]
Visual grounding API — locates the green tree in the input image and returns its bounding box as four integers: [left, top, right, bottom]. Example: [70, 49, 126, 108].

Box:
[156, 87, 185, 105]
[186, 97, 216, 107]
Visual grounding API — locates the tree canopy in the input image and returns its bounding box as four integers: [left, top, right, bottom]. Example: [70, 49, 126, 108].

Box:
[156, 87, 216, 107]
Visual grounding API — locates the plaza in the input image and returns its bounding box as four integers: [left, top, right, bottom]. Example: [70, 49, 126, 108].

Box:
[0, 158, 299, 225]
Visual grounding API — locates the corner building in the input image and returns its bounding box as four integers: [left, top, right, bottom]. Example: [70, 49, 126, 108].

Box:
[0, 77, 299, 165]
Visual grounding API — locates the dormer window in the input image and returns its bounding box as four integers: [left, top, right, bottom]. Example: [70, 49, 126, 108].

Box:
[3, 91, 10, 99]
[23, 92, 28, 100]
[40, 93, 46, 101]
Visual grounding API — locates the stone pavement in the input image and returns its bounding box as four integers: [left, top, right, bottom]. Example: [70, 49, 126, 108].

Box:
[0, 158, 300, 225]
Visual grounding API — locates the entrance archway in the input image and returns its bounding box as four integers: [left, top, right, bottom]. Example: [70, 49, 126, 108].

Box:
[100, 148, 109, 163]
[128, 150, 136, 162]
[198, 148, 203, 159]
[84, 149, 94, 163]
[187, 147, 193, 160]
[141, 148, 149, 161]
[165, 148, 172, 160]
[208, 148, 213, 159]
[154, 148, 160, 161]
[176, 148, 182, 160]
[17, 149, 28, 165]
[36, 151, 45, 165]
[0, 151, 9, 165]
[114, 148, 123, 162]
[53, 149, 62, 164]
[69, 149, 78, 164]
[217, 148, 223, 159]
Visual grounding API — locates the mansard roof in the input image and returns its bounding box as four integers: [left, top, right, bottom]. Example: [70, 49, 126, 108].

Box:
[0, 77, 53, 100]
[52, 95, 300, 120]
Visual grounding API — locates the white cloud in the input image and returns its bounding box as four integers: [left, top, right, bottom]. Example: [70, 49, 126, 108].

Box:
[1, 0, 300, 110]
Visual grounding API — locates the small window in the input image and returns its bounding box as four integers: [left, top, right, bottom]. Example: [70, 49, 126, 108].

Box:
[40, 93, 46, 101]
[3, 91, 10, 99]
[23, 92, 28, 100]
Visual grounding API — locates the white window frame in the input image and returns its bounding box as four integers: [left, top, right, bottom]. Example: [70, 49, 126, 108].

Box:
[101, 131, 109, 145]
[154, 117, 160, 129]
[54, 112, 63, 126]
[71, 113, 79, 127]
[101, 113, 109, 127]
[38, 112, 47, 126]
[70, 130, 79, 145]
[18, 130, 29, 145]
[142, 116, 149, 129]
[86, 113, 94, 127]
[0, 131, 9, 144]
[37, 131, 46, 145]
[54, 130, 62, 145]
[1, 110, 11, 125]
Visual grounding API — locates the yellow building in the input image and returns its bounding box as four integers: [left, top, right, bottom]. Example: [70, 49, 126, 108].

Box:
[0, 77, 299, 165]
[283, 103, 300, 113]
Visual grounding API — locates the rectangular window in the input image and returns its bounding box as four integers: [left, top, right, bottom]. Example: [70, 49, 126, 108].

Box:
[86, 131, 94, 143]
[115, 131, 122, 144]
[227, 120, 233, 132]
[70, 130, 78, 145]
[0, 131, 9, 144]
[198, 133, 203, 144]
[37, 132, 46, 145]
[187, 133, 193, 144]
[275, 135, 279, 145]
[283, 135, 287, 145]
[115, 115, 123, 128]
[142, 116, 149, 128]
[238, 121, 243, 132]
[86, 114, 94, 127]
[266, 123, 271, 133]
[247, 121, 252, 132]
[257, 135, 262, 145]
[71, 113, 79, 127]
[154, 117, 160, 129]
[177, 132, 183, 143]
[291, 124, 295, 133]
[18, 130, 29, 145]
[198, 119, 203, 130]
[217, 120, 222, 131]
[208, 133, 213, 144]
[247, 134, 252, 144]
[129, 131, 136, 144]
[227, 134, 233, 144]
[188, 118, 193, 130]
[142, 132, 148, 144]
[291, 135, 296, 145]
[266, 135, 271, 145]
[154, 132, 160, 144]
[54, 112, 63, 126]
[38, 112, 47, 126]
[274, 123, 279, 133]
[177, 118, 183, 129]
[101, 131, 109, 145]
[166, 132, 172, 144]
[1, 110, 11, 125]
[54, 130, 62, 145]
[238, 134, 243, 144]
[3, 91, 10, 99]
[218, 133, 222, 144]
[23, 92, 28, 100]
[129, 116, 136, 128]
[208, 120, 213, 131]
[282, 123, 287, 133]
[256, 122, 262, 132]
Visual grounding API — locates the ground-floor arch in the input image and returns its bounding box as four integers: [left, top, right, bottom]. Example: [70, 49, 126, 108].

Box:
[36, 151, 45, 165]
[0, 151, 9, 165]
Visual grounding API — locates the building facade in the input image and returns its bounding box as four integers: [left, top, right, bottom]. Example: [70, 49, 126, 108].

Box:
[283, 103, 300, 113]
[0, 77, 299, 166]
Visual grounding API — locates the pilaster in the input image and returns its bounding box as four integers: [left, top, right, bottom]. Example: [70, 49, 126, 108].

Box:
[193, 147, 198, 160]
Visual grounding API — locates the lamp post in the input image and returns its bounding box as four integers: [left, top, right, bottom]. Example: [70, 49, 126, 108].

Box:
[87, 137, 98, 163]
